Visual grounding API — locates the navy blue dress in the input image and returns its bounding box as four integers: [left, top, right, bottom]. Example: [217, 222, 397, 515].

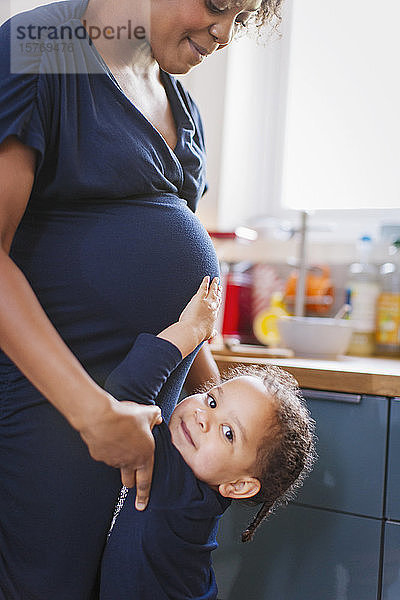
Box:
[101, 334, 230, 600]
[0, 1, 219, 598]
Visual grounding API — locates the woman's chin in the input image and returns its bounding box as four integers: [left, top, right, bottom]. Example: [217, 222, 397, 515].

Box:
[152, 45, 201, 75]
[157, 58, 196, 75]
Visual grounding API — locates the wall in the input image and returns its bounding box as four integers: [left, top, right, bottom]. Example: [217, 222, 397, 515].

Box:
[181, 26, 289, 232]
[179, 49, 229, 230]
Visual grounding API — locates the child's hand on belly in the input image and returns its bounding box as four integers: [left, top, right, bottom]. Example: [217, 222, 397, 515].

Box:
[157, 276, 222, 359]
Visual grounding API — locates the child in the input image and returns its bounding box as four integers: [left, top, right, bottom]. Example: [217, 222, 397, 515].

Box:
[100, 277, 316, 600]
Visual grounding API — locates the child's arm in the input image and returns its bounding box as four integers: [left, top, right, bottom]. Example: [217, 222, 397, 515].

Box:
[184, 345, 221, 394]
[157, 276, 221, 358]
[104, 277, 221, 406]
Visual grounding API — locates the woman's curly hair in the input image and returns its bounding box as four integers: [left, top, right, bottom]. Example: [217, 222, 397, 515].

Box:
[213, 363, 317, 543]
[255, 0, 283, 29]
[233, 0, 283, 37]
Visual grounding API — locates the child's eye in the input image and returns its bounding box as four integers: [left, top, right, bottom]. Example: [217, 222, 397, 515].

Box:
[207, 394, 217, 409]
[222, 424, 234, 443]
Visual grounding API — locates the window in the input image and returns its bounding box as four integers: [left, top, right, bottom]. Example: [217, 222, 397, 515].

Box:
[184, 0, 400, 241]
[279, 0, 400, 241]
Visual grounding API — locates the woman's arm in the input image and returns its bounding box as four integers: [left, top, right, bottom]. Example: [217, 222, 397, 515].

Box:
[0, 136, 161, 506]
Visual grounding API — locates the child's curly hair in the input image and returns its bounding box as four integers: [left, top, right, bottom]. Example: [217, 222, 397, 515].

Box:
[217, 364, 317, 543]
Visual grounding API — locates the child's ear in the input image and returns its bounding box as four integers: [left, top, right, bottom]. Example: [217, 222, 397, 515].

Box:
[218, 477, 261, 500]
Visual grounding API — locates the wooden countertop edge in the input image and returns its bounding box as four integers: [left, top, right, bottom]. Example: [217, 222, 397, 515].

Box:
[213, 354, 400, 397]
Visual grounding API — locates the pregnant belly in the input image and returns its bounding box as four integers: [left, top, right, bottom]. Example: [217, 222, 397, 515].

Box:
[11, 195, 219, 374]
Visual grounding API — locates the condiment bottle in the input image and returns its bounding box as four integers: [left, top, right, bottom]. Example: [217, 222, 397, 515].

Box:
[346, 236, 380, 356]
[375, 239, 400, 356]
[253, 292, 289, 347]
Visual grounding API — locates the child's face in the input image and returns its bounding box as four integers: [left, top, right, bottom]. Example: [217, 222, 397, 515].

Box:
[169, 376, 275, 498]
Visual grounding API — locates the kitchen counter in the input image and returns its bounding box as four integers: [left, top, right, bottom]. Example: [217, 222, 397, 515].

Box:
[211, 343, 400, 397]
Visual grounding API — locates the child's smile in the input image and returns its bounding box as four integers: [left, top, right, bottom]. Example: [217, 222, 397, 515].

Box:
[169, 376, 276, 498]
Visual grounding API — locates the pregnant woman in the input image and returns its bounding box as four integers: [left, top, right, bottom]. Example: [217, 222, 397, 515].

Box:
[0, 1, 281, 598]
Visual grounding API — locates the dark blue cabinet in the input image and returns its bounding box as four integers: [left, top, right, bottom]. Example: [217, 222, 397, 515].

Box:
[297, 391, 388, 517]
[214, 390, 391, 600]
[383, 401, 400, 599]
[382, 521, 400, 599]
[215, 503, 381, 600]
[386, 398, 400, 521]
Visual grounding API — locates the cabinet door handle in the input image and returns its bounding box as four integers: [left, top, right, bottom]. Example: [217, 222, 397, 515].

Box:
[302, 389, 362, 404]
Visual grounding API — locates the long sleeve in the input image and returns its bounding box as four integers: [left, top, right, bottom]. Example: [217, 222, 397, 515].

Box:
[104, 333, 183, 406]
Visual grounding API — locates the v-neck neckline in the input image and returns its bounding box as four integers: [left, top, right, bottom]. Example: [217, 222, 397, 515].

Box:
[76, 0, 192, 158]
[100, 60, 181, 155]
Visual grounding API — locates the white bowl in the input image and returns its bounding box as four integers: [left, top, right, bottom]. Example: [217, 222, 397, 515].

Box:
[277, 316, 354, 359]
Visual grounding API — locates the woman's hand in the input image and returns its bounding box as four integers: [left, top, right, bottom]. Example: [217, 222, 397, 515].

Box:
[178, 276, 222, 345]
[79, 394, 162, 510]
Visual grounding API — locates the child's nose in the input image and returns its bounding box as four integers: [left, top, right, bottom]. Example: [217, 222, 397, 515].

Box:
[195, 408, 209, 432]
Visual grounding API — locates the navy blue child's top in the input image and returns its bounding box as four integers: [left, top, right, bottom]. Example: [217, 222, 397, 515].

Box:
[100, 334, 231, 600]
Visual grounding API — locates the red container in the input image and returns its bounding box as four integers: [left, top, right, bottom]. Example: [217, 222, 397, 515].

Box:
[222, 271, 254, 344]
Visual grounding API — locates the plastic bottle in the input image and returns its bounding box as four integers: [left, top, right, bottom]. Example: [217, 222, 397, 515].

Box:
[346, 236, 380, 356]
[253, 292, 289, 347]
[375, 239, 400, 356]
